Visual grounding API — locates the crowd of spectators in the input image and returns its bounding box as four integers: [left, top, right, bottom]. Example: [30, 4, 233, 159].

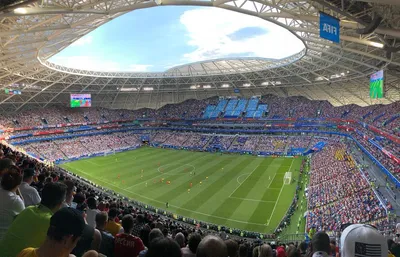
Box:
[206, 136, 235, 150]
[255, 136, 288, 153]
[0, 98, 398, 257]
[306, 143, 388, 232]
[0, 141, 349, 257]
[287, 137, 312, 150]
[181, 134, 211, 149]
[18, 133, 141, 161]
[0, 95, 397, 133]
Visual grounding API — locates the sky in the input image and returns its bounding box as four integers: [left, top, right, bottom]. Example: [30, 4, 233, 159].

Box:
[49, 6, 305, 72]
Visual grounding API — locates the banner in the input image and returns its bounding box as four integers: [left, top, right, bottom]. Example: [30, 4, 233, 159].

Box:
[320, 12, 340, 43]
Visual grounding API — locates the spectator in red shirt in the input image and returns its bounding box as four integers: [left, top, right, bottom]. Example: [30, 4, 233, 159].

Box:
[114, 214, 145, 257]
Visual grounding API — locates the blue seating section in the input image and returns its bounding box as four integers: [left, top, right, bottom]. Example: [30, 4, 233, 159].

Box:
[235, 99, 247, 112]
[225, 99, 238, 111]
[253, 104, 268, 118]
[246, 98, 259, 111]
[209, 99, 228, 118]
[203, 105, 216, 118]
[245, 110, 256, 118]
[224, 109, 242, 118]
[204, 98, 265, 119]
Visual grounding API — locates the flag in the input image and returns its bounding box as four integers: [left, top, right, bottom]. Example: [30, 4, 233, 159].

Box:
[355, 242, 381, 257]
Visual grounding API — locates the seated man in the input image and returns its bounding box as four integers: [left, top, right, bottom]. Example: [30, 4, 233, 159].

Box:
[19, 168, 41, 207]
[96, 211, 115, 257]
[17, 207, 85, 257]
[0, 182, 67, 257]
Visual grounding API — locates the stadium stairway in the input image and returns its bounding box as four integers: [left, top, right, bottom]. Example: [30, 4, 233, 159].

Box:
[282, 140, 291, 155]
[179, 134, 191, 146]
[77, 140, 92, 154]
[29, 145, 43, 159]
[384, 114, 400, 127]
[152, 132, 172, 144]
[225, 135, 237, 150]
[54, 142, 69, 159]
[201, 136, 214, 150]
[306, 136, 315, 149]
[373, 112, 386, 123]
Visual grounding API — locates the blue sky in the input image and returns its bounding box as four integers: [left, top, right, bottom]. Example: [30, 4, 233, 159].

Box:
[50, 6, 304, 72]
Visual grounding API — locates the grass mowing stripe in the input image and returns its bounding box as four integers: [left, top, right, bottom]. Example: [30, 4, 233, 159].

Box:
[128, 154, 213, 192]
[229, 163, 260, 198]
[61, 148, 302, 233]
[244, 159, 281, 200]
[154, 155, 243, 207]
[93, 148, 187, 176]
[177, 158, 236, 211]
[230, 158, 274, 198]
[207, 158, 265, 222]
[63, 163, 266, 226]
[103, 150, 201, 183]
[246, 159, 295, 231]
[63, 147, 174, 177]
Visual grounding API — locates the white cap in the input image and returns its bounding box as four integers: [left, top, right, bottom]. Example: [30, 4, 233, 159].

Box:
[340, 224, 387, 257]
[312, 251, 330, 257]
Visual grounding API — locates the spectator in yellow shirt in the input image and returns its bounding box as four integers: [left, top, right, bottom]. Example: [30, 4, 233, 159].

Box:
[17, 207, 85, 257]
[105, 208, 122, 236]
[0, 182, 67, 257]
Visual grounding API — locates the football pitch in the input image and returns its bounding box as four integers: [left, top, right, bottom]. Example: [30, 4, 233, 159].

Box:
[61, 147, 302, 233]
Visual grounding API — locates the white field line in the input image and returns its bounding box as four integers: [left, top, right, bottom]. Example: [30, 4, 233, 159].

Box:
[229, 196, 276, 203]
[230, 162, 277, 200]
[229, 164, 260, 198]
[63, 163, 267, 226]
[266, 159, 295, 226]
[236, 173, 250, 184]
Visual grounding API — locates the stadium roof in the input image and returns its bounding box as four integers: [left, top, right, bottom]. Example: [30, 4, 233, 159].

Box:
[0, 0, 399, 111]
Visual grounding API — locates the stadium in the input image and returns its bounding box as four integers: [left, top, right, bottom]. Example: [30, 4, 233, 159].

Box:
[0, 0, 399, 256]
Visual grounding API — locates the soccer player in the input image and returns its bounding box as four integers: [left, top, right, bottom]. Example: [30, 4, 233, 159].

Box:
[166, 202, 169, 208]
[188, 189, 190, 193]
[190, 182, 193, 188]
[145, 182, 148, 187]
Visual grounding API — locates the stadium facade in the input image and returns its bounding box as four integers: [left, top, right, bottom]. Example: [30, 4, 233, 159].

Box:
[0, 0, 399, 112]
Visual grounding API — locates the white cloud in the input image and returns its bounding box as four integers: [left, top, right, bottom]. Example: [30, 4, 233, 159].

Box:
[71, 36, 93, 47]
[128, 64, 153, 72]
[179, 8, 305, 63]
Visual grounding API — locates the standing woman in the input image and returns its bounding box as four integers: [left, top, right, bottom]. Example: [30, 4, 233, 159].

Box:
[0, 165, 25, 240]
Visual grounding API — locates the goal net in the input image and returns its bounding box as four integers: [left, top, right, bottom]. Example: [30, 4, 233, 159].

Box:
[284, 172, 292, 185]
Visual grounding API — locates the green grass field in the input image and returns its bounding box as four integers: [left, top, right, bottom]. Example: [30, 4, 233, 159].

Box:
[61, 147, 302, 233]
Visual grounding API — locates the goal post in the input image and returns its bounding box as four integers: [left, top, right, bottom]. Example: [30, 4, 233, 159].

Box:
[284, 172, 292, 185]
